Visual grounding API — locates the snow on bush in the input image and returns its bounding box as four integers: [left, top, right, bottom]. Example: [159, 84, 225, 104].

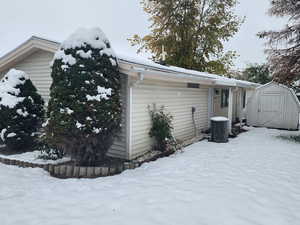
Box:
[46, 27, 121, 166]
[0, 69, 44, 151]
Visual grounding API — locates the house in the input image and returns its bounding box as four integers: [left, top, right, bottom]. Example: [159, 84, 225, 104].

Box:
[247, 81, 300, 130]
[0, 36, 259, 160]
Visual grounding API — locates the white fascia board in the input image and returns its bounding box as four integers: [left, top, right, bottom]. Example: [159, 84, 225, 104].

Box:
[238, 82, 261, 89]
[235, 81, 256, 89]
[119, 62, 216, 85]
[118, 58, 215, 80]
[214, 79, 237, 87]
[32, 40, 59, 53]
[216, 80, 259, 89]
[134, 68, 215, 85]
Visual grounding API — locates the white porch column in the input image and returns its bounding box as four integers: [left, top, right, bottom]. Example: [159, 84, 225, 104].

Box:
[228, 88, 233, 133]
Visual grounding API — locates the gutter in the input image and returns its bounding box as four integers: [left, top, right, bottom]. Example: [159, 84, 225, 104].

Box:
[119, 59, 259, 89]
[119, 58, 216, 80]
[119, 60, 217, 85]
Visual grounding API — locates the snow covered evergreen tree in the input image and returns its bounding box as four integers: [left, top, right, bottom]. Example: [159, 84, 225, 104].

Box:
[46, 28, 121, 166]
[259, 0, 300, 85]
[0, 69, 44, 151]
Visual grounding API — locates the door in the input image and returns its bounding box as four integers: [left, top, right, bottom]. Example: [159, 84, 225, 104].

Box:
[258, 93, 284, 128]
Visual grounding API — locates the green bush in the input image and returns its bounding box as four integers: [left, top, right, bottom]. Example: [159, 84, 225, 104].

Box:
[149, 105, 179, 152]
[277, 135, 300, 143]
[46, 28, 121, 166]
[0, 69, 44, 151]
[37, 133, 64, 160]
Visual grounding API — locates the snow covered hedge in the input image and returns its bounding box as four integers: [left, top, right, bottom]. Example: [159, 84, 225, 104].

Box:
[0, 69, 44, 151]
[46, 27, 121, 166]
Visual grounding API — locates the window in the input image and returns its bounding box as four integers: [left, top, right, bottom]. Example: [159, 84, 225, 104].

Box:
[187, 83, 200, 88]
[221, 89, 229, 108]
[242, 90, 246, 108]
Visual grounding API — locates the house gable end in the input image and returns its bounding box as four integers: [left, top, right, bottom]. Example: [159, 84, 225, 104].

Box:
[0, 36, 59, 74]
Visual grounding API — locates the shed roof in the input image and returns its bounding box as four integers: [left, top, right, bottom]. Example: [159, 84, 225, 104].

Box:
[0, 36, 260, 88]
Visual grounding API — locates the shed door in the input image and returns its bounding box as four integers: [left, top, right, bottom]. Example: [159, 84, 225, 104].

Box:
[258, 93, 284, 127]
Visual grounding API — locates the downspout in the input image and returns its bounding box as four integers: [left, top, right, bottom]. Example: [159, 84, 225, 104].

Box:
[132, 72, 144, 87]
[228, 88, 233, 134]
[192, 107, 197, 137]
[208, 87, 214, 128]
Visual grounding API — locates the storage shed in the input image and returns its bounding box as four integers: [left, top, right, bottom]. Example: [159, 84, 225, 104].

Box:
[247, 82, 300, 130]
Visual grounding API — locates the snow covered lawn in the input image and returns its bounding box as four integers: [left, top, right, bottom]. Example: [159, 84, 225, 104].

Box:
[0, 127, 300, 225]
[0, 150, 70, 165]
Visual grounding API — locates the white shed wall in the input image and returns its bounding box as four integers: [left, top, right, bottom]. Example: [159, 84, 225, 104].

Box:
[247, 83, 300, 130]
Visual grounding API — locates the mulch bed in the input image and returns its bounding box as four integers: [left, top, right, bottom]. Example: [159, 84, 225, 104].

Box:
[0, 146, 28, 156]
[142, 150, 176, 163]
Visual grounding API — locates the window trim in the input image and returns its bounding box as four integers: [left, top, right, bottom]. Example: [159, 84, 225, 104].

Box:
[242, 90, 246, 108]
[221, 89, 229, 108]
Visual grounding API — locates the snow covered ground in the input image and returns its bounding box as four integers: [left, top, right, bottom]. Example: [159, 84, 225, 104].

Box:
[0, 150, 70, 165]
[0, 127, 300, 225]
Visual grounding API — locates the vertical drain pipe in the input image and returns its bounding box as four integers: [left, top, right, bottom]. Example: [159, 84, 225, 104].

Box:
[192, 106, 197, 137]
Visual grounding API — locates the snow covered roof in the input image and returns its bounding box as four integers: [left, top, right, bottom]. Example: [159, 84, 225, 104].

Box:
[117, 53, 259, 88]
[0, 35, 260, 88]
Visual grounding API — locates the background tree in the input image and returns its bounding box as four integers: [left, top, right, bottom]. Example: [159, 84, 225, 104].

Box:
[129, 0, 243, 74]
[243, 63, 272, 84]
[259, 0, 300, 85]
[0, 69, 44, 151]
[46, 28, 122, 166]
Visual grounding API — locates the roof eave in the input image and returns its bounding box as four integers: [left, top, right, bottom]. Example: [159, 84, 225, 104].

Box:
[119, 60, 217, 85]
[0, 35, 261, 88]
[119, 62, 216, 85]
[0, 36, 59, 73]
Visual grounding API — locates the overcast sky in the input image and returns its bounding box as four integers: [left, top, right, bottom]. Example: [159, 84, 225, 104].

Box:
[0, 0, 286, 70]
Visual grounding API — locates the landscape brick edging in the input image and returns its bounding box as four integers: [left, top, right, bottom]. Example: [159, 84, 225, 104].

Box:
[0, 156, 141, 178]
[0, 135, 203, 179]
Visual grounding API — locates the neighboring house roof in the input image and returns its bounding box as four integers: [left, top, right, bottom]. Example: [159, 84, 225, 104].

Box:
[0, 36, 260, 88]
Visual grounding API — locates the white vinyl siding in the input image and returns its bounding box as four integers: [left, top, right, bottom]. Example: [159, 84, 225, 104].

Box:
[0, 71, 6, 78]
[13, 50, 53, 102]
[107, 75, 128, 159]
[213, 88, 228, 118]
[246, 89, 255, 103]
[213, 87, 251, 122]
[130, 80, 209, 159]
[0, 49, 128, 159]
